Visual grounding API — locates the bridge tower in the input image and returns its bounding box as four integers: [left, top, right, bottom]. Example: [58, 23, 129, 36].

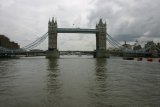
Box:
[95, 19, 109, 58]
[46, 18, 59, 58]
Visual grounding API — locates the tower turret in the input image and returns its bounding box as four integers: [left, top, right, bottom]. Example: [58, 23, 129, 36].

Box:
[47, 17, 59, 58]
[48, 17, 58, 34]
[48, 19, 51, 24]
[96, 18, 106, 32]
[95, 18, 108, 57]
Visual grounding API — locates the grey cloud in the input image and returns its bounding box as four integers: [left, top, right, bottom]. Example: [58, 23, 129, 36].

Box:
[87, 0, 160, 42]
[0, 0, 160, 50]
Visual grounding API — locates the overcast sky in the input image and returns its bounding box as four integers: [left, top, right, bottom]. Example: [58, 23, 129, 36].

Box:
[0, 0, 160, 50]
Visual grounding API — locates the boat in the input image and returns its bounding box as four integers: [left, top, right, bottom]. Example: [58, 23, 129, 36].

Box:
[137, 57, 143, 61]
[123, 57, 134, 60]
[147, 58, 153, 62]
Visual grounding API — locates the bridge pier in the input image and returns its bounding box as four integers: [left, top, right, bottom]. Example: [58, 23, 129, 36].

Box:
[46, 18, 59, 58]
[95, 19, 109, 58]
[94, 50, 109, 58]
[46, 49, 59, 58]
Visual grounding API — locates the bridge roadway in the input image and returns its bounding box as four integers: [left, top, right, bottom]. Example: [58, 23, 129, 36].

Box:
[1, 49, 158, 58]
[0, 49, 95, 56]
[57, 28, 98, 34]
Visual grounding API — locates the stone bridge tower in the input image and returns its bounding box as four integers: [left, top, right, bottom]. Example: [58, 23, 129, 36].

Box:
[46, 18, 59, 58]
[95, 19, 109, 58]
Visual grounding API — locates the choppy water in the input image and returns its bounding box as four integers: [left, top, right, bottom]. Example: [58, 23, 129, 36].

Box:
[0, 56, 160, 107]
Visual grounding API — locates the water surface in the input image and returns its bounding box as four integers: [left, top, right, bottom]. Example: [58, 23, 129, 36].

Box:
[0, 56, 160, 107]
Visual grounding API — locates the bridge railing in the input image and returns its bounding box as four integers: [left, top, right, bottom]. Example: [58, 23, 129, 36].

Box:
[0, 46, 26, 54]
[57, 28, 98, 33]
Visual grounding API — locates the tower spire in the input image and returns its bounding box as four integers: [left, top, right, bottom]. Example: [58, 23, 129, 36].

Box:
[55, 19, 57, 26]
[99, 18, 103, 25]
[48, 18, 51, 24]
[52, 17, 54, 23]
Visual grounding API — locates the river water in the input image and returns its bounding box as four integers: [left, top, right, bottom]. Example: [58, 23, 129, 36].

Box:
[0, 56, 160, 107]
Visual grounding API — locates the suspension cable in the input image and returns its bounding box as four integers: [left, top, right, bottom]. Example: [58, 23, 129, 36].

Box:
[107, 34, 123, 49]
[22, 32, 48, 50]
[107, 39, 120, 49]
[107, 33, 122, 46]
[22, 32, 48, 48]
[107, 37, 120, 48]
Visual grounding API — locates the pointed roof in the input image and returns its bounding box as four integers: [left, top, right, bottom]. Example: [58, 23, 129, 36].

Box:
[52, 17, 54, 23]
[55, 19, 57, 24]
[99, 18, 103, 25]
[48, 19, 51, 24]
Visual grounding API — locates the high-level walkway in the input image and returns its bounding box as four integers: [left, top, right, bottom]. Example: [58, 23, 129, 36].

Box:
[57, 28, 98, 34]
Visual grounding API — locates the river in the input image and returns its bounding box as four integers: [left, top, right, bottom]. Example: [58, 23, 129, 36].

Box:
[0, 56, 160, 107]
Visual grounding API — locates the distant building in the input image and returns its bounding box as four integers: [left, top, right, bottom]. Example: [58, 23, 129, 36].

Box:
[133, 45, 142, 50]
[122, 41, 132, 49]
[144, 41, 159, 57]
[144, 41, 155, 49]
[157, 43, 160, 47]
[133, 40, 142, 50]
[156, 43, 160, 52]
[0, 34, 20, 49]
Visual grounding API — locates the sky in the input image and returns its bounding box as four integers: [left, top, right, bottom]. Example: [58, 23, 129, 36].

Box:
[0, 0, 160, 50]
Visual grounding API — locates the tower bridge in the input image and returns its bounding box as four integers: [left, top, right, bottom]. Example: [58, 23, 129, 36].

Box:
[47, 18, 109, 58]
[1, 17, 160, 58]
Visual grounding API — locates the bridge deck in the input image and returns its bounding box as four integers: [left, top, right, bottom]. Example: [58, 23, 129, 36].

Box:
[57, 28, 98, 34]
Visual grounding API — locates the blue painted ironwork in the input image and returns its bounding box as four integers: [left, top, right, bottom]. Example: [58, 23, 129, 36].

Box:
[57, 28, 98, 33]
